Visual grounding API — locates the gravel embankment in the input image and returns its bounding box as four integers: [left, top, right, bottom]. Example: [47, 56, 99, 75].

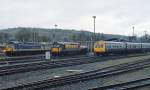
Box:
[1, 55, 150, 89]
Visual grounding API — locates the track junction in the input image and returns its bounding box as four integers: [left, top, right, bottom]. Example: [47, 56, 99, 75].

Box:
[0, 53, 150, 76]
[3, 56, 150, 90]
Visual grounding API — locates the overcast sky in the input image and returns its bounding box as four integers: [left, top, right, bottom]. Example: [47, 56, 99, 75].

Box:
[0, 0, 150, 36]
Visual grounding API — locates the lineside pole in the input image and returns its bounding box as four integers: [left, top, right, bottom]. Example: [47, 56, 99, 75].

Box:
[92, 16, 96, 55]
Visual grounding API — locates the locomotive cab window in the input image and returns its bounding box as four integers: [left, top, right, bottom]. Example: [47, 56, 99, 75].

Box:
[100, 45, 103, 48]
[95, 44, 104, 48]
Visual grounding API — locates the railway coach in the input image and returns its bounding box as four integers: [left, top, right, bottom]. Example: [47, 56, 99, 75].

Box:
[94, 41, 126, 55]
[94, 41, 150, 56]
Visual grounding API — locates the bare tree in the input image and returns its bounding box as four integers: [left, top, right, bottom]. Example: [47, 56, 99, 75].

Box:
[40, 35, 50, 42]
[15, 29, 31, 42]
[0, 32, 9, 43]
[31, 31, 40, 42]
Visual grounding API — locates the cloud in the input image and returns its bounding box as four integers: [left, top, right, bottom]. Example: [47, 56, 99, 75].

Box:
[0, 0, 150, 36]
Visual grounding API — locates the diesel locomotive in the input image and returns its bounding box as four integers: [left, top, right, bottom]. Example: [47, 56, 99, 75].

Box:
[94, 41, 150, 56]
[2, 42, 52, 56]
[51, 42, 88, 56]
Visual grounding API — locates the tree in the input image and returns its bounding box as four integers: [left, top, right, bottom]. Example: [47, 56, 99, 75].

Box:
[40, 35, 50, 42]
[140, 35, 150, 43]
[71, 34, 77, 41]
[15, 29, 31, 42]
[31, 31, 40, 42]
[77, 31, 87, 41]
[0, 32, 10, 43]
[100, 33, 106, 40]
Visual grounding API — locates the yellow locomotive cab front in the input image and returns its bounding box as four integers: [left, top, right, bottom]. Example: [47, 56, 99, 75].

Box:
[94, 41, 106, 55]
[3, 47, 14, 52]
[94, 48, 105, 52]
[51, 48, 62, 53]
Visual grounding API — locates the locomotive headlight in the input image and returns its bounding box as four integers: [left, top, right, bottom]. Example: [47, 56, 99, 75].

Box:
[3, 50, 6, 52]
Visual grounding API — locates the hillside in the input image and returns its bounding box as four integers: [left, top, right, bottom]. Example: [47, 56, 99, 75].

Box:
[0, 27, 129, 42]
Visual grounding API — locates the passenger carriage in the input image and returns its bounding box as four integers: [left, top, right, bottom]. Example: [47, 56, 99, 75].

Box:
[94, 41, 150, 56]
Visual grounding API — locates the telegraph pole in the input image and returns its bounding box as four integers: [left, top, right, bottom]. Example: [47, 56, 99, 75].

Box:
[144, 30, 147, 40]
[53, 24, 58, 42]
[91, 16, 96, 55]
[132, 26, 135, 42]
[93, 16, 96, 41]
[132, 26, 134, 36]
[54, 24, 58, 29]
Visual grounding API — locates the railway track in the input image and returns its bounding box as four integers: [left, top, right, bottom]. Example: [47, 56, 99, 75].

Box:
[89, 77, 150, 90]
[3, 57, 150, 90]
[0, 53, 149, 65]
[0, 55, 89, 65]
[0, 54, 45, 61]
[0, 54, 45, 65]
[0, 53, 150, 76]
[0, 54, 89, 61]
[0, 56, 94, 76]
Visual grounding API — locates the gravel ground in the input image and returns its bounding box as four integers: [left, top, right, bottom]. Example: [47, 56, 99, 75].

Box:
[1, 55, 150, 89]
[48, 67, 150, 90]
[135, 85, 150, 90]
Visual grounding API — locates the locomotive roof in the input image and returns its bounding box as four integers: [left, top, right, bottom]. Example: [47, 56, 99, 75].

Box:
[0, 45, 5, 48]
[54, 42, 80, 45]
[97, 41, 150, 45]
[97, 41, 124, 44]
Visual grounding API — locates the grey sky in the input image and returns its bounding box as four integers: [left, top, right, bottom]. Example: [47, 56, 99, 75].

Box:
[0, 0, 150, 36]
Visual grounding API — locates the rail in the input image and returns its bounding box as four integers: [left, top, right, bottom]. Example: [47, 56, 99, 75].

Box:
[3, 58, 150, 90]
[89, 77, 150, 90]
[0, 53, 150, 76]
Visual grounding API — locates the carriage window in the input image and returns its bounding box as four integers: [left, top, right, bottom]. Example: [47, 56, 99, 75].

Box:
[109, 45, 111, 48]
[95, 44, 104, 48]
[128, 45, 130, 48]
[100, 45, 103, 48]
[95, 44, 98, 48]
[114, 45, 116, 48]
